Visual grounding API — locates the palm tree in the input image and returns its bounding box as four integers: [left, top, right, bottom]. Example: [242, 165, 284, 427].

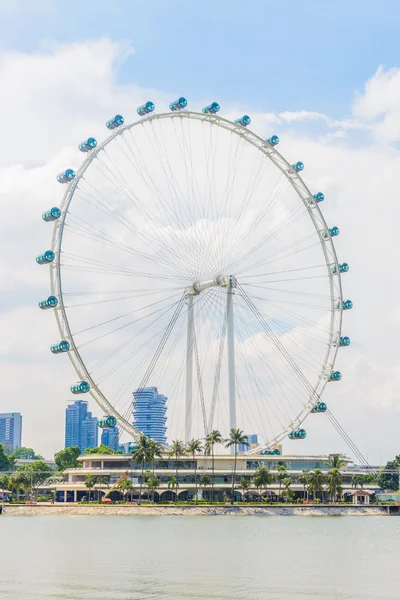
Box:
[253, 465, 273, 501]
[277, 465, 287, 501]
[146, 475, 160, 503]
[85, 474, 95, 502]
[326, 454, 346, 470]
[97, 476, 110, 502]
[167, 476, 179, 504]
[327, 468, 342, 502]
[131, 435, 155, 505]
[168, 440, 186, 501]
[117, 476, 133, 502]
[199, 475, 212, 502]
[0, 474, 9, 505]
[186, 438, 203, 504]
[238, 478, 249, 502]
[225, 428, 249, 503]
[204, 429, 223, 503]
[299, 469, 309, 500]
[307, 469, 324, 501]
[282, 476, 293, 502]
[10, 472, 26, 502]
[150, 440, 164, 476]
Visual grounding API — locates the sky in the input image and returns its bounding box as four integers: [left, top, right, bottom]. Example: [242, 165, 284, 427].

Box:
[1, 0, 400, 463]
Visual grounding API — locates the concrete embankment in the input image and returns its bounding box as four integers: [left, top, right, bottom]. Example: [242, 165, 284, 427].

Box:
[2, 504, 389, 516]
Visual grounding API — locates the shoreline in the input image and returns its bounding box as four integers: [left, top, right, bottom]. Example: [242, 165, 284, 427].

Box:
[1, 504, 390, 516]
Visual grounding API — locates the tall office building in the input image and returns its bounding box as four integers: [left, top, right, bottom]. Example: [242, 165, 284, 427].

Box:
[0, 413, 22, 453]
[132, 387, 167, 444]
[101, 427, 119, 452]
[239, 434, 258, 452]
[65, 400, 98, 452]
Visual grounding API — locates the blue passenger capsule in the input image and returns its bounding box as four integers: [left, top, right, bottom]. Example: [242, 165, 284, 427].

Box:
[266, 135, 279, 146]
[70, 381, 90, 394]
[78, 137, 97, 152]
[137, 101, 155, 116]
[329, 226, 340, 237]
[202, 102, 220, 114]
[288, 428, 306, 440]
[42, 207, 61, 222]
[343, 299, 353, 310]
[106, 115, 124, 130]
[331, 262, 349, 274]
[36, 250, 55, 265]
[313, 192, 324, 202]
[38, 295, 58, 310]
[50, 340, 70, 354]
[340, 336, 351, 346]
[57, 169, 75, 183]
[169, 97, 188, 111]
[329, 371, 342, 381]
[98, 416, 117, 428]
[234, 115, 251, 127]
[292, 161, 304, 172]
[311, 402, 327, 413]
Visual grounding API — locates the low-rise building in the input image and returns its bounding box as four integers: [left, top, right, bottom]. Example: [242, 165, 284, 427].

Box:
[52, 452, 378, 503]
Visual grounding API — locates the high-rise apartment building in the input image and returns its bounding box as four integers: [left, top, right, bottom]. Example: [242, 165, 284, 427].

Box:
[0, 413, 22, 453]
[65, 400, 98, 452]
[101, 427, 119, 452]
[132, 387, 167, 444]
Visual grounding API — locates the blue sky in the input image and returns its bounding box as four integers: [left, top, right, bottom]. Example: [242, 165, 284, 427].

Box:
[2, 0, 400, 117]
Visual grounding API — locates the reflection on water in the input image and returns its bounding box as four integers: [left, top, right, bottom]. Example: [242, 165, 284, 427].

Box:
[0, 516, 399, 600]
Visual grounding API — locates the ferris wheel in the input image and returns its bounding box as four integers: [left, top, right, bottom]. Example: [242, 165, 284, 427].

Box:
[37, 97, 352, 453]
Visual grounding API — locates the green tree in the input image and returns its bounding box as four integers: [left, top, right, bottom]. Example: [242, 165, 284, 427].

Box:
[225, 428, 249, 503]
[238, 478, 249, 502]
[11, 447, 44, 460]
[10, 471, 28, 502]
[204, 429, 223, 504]
[131, 435, 154, 505]
[54, 447, 80, 471]
[199, 475, 212, 501]
[167, 476, 179, 503]
[253, 465, 273, 501]
[0, 443, 11, 471]
[0, 474, 10, 504]
[149, 440, 164, 476]
[97, 476, 110, 501]
[16, 461, 53, 499]
[325, 454, 346, 470]
[85, 474, 96, 501]
[117, 476, 133, 502]
[146, 475, 160, 503]
[186, 438, 203, 504]
[282, 476, 293, 502]
[299, 469, 309, 500]
[277, 465, 287, 501]
[168, 440, 186, 503]
[307, 469, 324, 501]
[84, 445, 114, 455]
[327, 468, 342, 502]
[377, 459, 400, 491]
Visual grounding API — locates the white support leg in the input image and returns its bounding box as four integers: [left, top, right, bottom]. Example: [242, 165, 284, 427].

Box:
[185, 295, 195, 442]
[226, 276, 237, 452]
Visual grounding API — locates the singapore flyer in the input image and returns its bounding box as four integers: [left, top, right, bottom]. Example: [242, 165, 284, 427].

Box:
[37, 97, 351, 452]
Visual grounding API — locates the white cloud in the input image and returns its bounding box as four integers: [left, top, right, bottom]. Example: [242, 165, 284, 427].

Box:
[1, 41, 399, 463]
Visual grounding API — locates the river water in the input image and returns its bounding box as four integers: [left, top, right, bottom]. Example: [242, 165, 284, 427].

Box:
[0, 515, 399, 600]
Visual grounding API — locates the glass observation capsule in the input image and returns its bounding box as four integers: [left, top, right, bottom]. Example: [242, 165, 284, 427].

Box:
[234, 115, 251, 127]
[340, 336, 351, 346]
[50, 340, 70, 354]
[311, 402, 327, 413]
[106, 115, 124, 130]
[169, 97, 187, 111]
[261, 448, 281, 455]
[78, 137, 97, 152]
[292, 161, 304, 172]
[42, 207, 61, 222]
[57, 169, 75, 183]
[202, 102, 220, 114]
[98, 416, 117, 428]
[329, 371, 342, 381]
[329, 226, 340, 237]
[266, 135, 279, 146]
[313, 192, 324, 202]
[36, 250, 55, 265]
[38, 295, 58, 310]
[288, 429, 307, 440]
[343, 299, 353, 310]
[137, 101, 155, 116]
[332, 262, 349, 274]
[70, 381, 90, 394]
